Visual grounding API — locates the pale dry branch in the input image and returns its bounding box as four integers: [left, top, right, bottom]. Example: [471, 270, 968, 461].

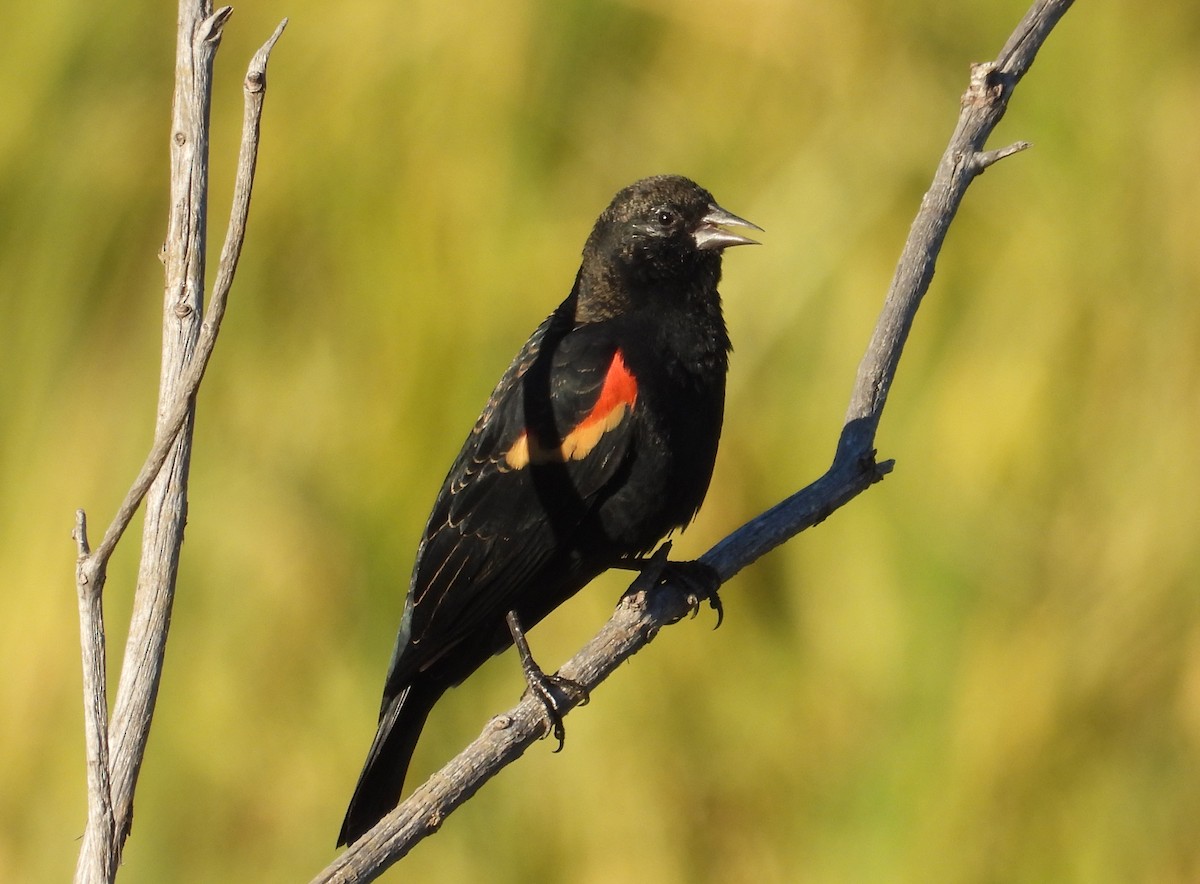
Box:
[73, 511, 116, 883]
[72, 9, 285, 882]
[316, 0, 1075, 880]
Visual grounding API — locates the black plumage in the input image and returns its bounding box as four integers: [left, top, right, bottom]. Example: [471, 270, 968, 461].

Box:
[339, 175, 758, 845]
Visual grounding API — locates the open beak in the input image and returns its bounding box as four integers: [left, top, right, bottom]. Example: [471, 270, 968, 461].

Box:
[692, 203, 763, 251]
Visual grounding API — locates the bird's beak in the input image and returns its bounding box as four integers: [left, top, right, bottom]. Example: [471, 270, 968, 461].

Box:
[692, 203, 763, 251]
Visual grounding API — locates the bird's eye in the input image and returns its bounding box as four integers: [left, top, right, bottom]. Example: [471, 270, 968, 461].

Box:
[655, 209, 675, 228]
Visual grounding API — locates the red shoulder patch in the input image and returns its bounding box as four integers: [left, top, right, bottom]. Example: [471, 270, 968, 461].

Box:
[504, 350, 638, 469]
[578, 350, 639, 435]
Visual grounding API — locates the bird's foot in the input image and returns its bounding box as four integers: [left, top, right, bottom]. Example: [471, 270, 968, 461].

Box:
[671, 559, 724, 628]
[622, 542, 724, 629]
[506, 610, 589, 751]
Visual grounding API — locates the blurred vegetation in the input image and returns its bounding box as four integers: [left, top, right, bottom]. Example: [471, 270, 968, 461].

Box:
[3, 0, 1199, 880]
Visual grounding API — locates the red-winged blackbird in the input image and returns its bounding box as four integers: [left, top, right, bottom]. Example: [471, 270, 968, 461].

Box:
[338, 175, 758, 845]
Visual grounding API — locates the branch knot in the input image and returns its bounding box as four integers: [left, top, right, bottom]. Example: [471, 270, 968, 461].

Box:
[964, 61, 1005, 107]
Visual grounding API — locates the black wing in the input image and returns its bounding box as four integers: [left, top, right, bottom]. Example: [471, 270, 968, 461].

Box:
[383, 299, 641, 693]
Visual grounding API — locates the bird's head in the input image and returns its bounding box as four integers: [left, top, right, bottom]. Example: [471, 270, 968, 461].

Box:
[578, 175, 760, 317]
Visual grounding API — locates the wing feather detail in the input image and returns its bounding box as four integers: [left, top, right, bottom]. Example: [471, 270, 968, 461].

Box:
[386, 313, 641, 689]
[503, 350, 637, 470]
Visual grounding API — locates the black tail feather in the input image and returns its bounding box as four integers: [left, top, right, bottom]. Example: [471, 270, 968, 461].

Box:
[338, 681, 443, 846]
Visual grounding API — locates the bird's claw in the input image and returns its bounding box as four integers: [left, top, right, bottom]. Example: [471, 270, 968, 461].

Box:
[524, 671, 589, 751]
[506, 610, 588, 751]
[671, 560, 724, 629]
[684, 586, 724, 629]
[624, 545, 725, 629]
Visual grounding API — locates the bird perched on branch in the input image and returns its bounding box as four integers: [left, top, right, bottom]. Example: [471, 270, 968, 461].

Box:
[339, 174, 759, 846]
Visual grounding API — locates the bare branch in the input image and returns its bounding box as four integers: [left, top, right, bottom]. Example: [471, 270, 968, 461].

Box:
[73, 10, 285, 881]
[316, 0, 1076, 880]
[87, 15, 288, 587]
[210, 17, 288, 312]
[96, 8, 227, 866]
[73, 511, 117, 883]
[975, 140, 1032, 172]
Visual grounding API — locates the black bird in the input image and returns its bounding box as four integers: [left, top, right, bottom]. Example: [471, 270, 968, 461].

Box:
[339, 175, 759, 845]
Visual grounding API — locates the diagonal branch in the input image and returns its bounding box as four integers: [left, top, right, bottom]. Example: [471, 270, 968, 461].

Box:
[73, 12, 286, 883]
[316, 1, 1075, 880]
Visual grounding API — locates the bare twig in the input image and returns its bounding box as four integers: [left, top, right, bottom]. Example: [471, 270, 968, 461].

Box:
[73, 512, 116, 883]
[84, 15, 289, 578]
[975, 140, 1032, 171]
[73, 10, 285, 882]
[316, 0, 1075, 880]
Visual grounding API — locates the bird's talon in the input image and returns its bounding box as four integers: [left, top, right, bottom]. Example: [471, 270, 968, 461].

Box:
[507, 611, 588, 750]
[527, 673, 587, 750]
[708, 590, 725, 630]
[661, 559, 724, 629]
[545, 672, 590, 707]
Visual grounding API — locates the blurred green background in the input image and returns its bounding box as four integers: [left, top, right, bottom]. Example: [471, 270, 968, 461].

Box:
[4, 0, 1200, 880]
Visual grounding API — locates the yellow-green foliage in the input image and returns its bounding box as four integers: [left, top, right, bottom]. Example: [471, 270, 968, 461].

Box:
[4, 0, 1199, 881]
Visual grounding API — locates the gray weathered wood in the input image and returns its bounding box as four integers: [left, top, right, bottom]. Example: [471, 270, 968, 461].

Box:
[73, 8, 285, 881]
